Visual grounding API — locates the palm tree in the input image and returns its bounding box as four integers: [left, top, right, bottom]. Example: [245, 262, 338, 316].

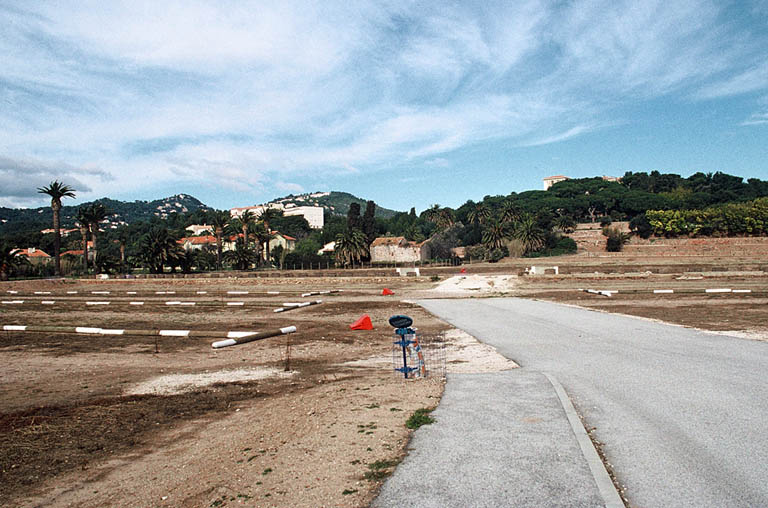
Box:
[224, 238, 257, 270]
[0, 244, 28, 281]
[259, 208, 282, 263]
[334, 229, 369, 267]
[554, 214, 576, 234]
[208, 210, 231, 269]
[239, 210, 256, 247]
[37, 180, 76, 276]
[467, 203, 491, 226]
[513, 213, 545, 254]
[252, 222, 271, 266]
[74, 207, 90, 273]
[84, 203, 108, 273]
[499, 200, 522, 224]
[423, 204, 442, 224]
[482, 220, 508, 250]
[437, 208, 455, 229]
[138, 226, 183, 274]
[116, 228, 131, 273]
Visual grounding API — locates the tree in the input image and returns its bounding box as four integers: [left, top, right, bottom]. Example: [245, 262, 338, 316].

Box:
[347, 202, 362, 232]
[422, 204, 442, 223]
[37, 180, 76, 276]
[334, 229, 369, 266]
[239, 210, 256, 247]
[224, 239, 257, 270]
[208, 210, 231, 269]
[252, 222, 270, 266]
[0, 243, 28, 281]
[75, 207, 91, 273]
[467, 203, 491, 226]
[84, 203, 108, 273]
[499, 200, 522, 224]
[512, 214, 545, 254]
[482, 220, 508, 250]
[137, 226, 183, 273]
[554, 214, 576, 233]
[259, 208, 282, 264]
[362, 200, 377, 245]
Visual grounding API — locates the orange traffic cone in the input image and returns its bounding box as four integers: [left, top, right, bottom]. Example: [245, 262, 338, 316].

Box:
[350, 314, 374, 330]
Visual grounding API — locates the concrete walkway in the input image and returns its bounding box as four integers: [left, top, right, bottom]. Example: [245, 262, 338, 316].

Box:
[374, 370, 618, 508]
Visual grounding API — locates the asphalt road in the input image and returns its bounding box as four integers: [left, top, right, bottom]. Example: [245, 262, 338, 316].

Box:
[419, 298, 768, 507]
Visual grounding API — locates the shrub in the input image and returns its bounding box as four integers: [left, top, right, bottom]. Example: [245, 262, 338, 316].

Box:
[504, 238, 526, 258]
[603, 226, 630, 252]
[629, 214, 653, 239]
[599, 216, 612, 227]
[487, 247, 507, 263]
[524, 236, 578, 258]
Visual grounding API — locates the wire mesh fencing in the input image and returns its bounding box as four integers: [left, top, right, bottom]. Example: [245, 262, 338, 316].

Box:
[391, 333, 446, 380]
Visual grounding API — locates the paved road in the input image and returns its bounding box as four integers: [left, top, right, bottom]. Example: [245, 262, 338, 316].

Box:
[419, 298, 768, 507]
[374, 371, 608, 508]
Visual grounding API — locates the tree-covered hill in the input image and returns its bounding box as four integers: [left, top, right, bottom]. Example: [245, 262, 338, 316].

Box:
[267, 191, 398, 218]
[0, 194, 209, 235]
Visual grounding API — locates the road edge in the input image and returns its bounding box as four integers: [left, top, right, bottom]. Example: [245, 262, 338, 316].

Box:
[542, 372, 625, 508]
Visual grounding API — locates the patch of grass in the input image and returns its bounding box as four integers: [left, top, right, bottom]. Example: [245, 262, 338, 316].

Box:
[342, 488, 358, 495]
[406, 408, 435, 429]
[363, 458, 402, 481]
[262, 468, 272, 475]
[389, 407, 402, 412]
[369, 459, 399, 470]
[430, 275, 440, 282]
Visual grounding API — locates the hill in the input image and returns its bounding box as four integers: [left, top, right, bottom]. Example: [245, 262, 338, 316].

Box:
[267, 191, 399, 219]
[0, 194, 209, 235]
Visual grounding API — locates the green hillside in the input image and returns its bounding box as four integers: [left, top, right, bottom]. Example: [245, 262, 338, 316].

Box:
[268, 191, 399, 218]
[0, 194, 209, 235]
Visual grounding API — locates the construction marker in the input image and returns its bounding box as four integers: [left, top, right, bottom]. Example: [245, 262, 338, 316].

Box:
[212, 326, 296, 348]
[2, 324, 267, 339]
[274, 300, 322, 313]
[579, 289, 615, 297]
[301, 290, 341, 297]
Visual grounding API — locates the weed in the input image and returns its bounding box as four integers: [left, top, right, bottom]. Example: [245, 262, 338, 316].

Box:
[342, 489, 358, 495]
[365, 403, 380, 409]
[389, 407, 402, 412]
[430, 275, 440, 281]
[406, 408, 435, 429]
[262, 468, 272, 475]
[350, 459, 361, 465]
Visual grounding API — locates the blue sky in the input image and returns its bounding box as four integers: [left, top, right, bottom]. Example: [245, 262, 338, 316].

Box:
[1, 0, 767, 212]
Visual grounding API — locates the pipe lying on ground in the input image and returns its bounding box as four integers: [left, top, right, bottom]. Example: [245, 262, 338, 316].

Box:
[300, 290, 341, 297]
[1, 324, 270, 339]
[274, 300, 322, 313]
[579, 289, 615, 297]
[211, 326, 297, 348]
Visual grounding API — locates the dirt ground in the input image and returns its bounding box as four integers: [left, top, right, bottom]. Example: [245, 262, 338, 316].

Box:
[0, 275, 518, 508]
[2, 262, 767, 508]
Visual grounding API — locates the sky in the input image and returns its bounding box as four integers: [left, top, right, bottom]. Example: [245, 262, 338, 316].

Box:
[1, 0, 767, 213]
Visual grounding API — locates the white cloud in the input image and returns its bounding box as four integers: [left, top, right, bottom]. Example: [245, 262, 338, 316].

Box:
[275, 181, 304, 193]
[741, 112, 768, 126]
[1, 0, 766, 207]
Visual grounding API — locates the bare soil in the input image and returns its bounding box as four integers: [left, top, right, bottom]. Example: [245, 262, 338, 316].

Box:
[2, 261, 766, 507]
[0, 275, 517, 508]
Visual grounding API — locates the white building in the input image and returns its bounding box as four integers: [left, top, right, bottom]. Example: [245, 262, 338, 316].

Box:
[230, 203, 324, 229]
[186, 224, 213, 235]
[283, 206, 324, 229]
[543, 175, 569, 190]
